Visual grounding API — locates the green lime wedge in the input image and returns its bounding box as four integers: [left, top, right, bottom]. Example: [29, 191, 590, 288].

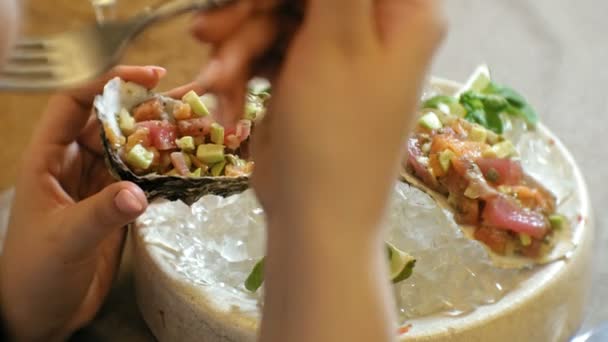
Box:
[387, 243, 416, 284]
[456, 64, 492, 97]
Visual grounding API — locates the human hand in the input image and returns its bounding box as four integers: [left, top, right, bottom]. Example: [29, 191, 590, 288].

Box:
[192, 0, 445, 236]
[192, 2, 445, 341]
[0, 66, 165, 341]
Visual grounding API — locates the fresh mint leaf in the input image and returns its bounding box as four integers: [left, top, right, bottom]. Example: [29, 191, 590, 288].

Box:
[422, 95, 457, 109]
[485, 110, 504, 134]
[520, 104, 539, 125]
[465, 109, 488, 127]
[481, 94, 508, 112]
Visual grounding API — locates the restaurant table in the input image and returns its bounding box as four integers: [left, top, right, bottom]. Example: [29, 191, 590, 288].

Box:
[0, 0, 606, 341]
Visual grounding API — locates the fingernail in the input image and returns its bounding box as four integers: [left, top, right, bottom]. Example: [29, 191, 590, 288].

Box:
[197, 60, 222, 89]
[147, 66, 167, 78]
[114, 189, 144, 215]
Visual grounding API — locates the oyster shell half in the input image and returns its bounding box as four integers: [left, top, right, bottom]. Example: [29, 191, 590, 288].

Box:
[94, 77, 268, 205]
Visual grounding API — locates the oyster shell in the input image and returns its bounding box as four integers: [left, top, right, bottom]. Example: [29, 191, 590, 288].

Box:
[94, 77, 266, 205]
[400, 169, 574, 269]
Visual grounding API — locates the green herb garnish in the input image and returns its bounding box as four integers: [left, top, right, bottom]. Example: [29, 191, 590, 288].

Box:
[420, 72, 539, 134]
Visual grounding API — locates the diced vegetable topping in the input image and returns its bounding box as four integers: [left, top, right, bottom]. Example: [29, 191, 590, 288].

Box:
[418, 112, 443, 130]
[438, 149, 455, 172]
[210, 123, 224, 145]
[491, 141, 517, 159]
[173, 102, 192, 120]
[176, 136, 195, 152]
[115, 89, 263, 178]
[170, 152, 191, 176]
[118, 108, 136, 135]
[197, 144, 225, 165]
[126, 144, 154, 170]
[469, 125, 487, 143]
[182, 90, 210, 117]
[210, 160, 227, 177]
[549, 215, 567, 230]
[519, 234, 532, 246]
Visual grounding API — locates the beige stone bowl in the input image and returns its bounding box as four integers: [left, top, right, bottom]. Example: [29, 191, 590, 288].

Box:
[132, 77, 593, 342]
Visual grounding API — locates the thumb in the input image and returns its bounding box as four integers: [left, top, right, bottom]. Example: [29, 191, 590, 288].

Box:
[56, 182, 148, 259]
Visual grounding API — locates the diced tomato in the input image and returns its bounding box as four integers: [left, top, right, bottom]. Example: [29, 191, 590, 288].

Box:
[126, 127, 151, 151]
[428, 153, 448, 178]
[173, 102, 192, 120]
[474, 227, 509, 255]
[225, 134, 241, 150]
[170, 152, 190, 176]
[406, 138, 437, 188]
[177, 116, 214, 137]
[475, 158, 523, 185]
[430, 134, 487, 161]
[133, 99, 164, 122]
[136, 121, 178, 150]
[482, 195, 549, 239]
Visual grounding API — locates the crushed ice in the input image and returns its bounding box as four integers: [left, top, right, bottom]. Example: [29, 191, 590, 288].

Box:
[136, 117, 580, 323]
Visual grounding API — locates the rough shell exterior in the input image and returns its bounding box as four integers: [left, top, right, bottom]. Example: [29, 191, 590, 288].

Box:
[94, 77, 249, 205]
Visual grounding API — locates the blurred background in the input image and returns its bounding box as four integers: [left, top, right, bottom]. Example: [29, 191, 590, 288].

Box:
[0, 0, 606, 340]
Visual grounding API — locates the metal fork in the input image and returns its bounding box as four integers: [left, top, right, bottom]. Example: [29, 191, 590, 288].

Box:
[0, 0, 235, 91]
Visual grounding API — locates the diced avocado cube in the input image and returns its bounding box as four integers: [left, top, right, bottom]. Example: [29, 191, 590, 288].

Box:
[482, 147, 498, 159]
[549, 215, 567, 230]
[167, 168, 180, 177]
[211, 160, 227, 177]
[491, 141, 517, 158]
[182, 90, 210, 117]
[126, 144, 154, 170]
[176, 136, 195, 152]
[469, 125, 488, 143]
[210, 123, 225, 145]
[519, 234, 532, 246]
[438, 149, 455, 172]
[118, 108, 136, 135]
[196, 144, 225, 165]
[418, 112, 443, 130]
[190, 168, 202, 177]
